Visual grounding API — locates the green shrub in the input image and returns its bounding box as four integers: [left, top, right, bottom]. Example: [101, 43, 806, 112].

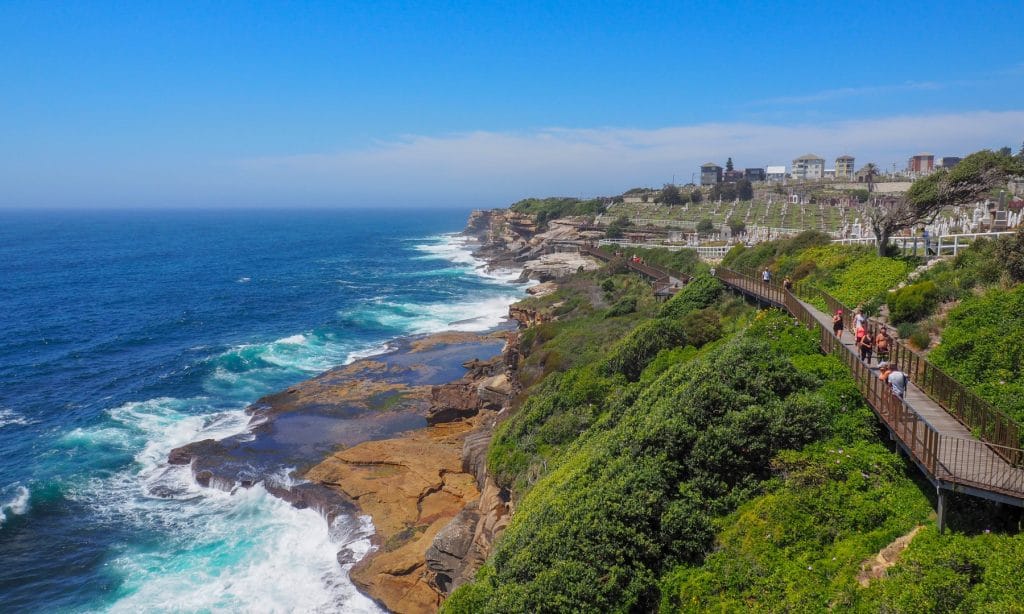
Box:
[600, 278, 615, 293]
[994, 226, 1024, 283]
[929, 285, 1024, 428]
[679, 308, 723, 348]
[896, 322, 917, 339]
[890, 280, 941, 323]
[601, 318, 687, 381]
[659, 275, 723, 319]
[909, 327, 931, 350]
[604, 295, 636, 318]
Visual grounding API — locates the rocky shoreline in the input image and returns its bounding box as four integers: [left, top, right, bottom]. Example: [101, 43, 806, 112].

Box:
[166, 207, 597, 612]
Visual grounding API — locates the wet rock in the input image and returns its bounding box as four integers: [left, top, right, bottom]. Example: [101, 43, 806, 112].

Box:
[425, 502, 481, 594]
[426, 383, 480, 425]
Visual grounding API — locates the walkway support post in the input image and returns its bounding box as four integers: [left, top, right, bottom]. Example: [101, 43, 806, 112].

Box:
[937, 488, 947, 534]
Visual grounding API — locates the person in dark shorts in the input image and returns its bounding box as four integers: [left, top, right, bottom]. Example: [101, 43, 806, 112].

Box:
[832, 309, 844, 337]
[858, 329, 874, 363]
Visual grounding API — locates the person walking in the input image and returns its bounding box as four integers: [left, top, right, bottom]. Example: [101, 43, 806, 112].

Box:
[853, 308, 866, 332]
[858, 329, 874, 363]
[875, 329, 891, 363]
[761, 268, 771, 284]
[878, 362, 908, 399]
[782, 276, 793, 291]
[832, 309, 844, 338]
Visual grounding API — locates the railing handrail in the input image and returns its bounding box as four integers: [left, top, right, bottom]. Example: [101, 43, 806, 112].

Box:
[791, 281, 1022, 455]
[714, 266, 1024, 499]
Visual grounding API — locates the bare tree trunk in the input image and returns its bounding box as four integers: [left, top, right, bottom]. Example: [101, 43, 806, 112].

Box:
[875, 228, 890, 256]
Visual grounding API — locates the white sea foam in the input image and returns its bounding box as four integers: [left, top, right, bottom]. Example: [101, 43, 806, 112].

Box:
[358, 293, 523, 335]
[0, 407, 31, 428]
[67, 396, 381, 612]
[0, 485, 31, 527]
[412, 233, 481, 266]
[344, 342, 393, 365]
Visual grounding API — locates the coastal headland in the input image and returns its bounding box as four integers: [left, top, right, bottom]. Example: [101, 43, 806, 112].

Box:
[168, 207, 592, 612]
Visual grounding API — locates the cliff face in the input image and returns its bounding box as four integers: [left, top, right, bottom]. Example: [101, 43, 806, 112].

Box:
[465, 209, 600, 281]
[464, 209, 540, 269]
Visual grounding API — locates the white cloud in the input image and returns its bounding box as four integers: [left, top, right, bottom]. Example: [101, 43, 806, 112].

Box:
[752, 81, 944, 106]
[236, 110, 1024, 207]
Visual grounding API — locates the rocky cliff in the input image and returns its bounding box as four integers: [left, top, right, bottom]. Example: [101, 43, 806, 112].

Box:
[464, 209, 601, 280]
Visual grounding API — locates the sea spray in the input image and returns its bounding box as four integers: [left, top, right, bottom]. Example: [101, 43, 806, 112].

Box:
[0, 486, 31, 527]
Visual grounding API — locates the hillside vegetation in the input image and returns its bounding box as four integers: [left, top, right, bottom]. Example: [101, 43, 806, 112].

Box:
[508, 197, 606, 228]
[441, 240, 1024, 612]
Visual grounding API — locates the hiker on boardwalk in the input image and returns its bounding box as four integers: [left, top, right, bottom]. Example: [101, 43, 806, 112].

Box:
[855, 322, 867, 347]
[858, 329, 874, 363]
[761, 268, 771, 284]
[782, 276, 793, 291]
[878, 362, 908, 399]
[832, 309, 844, 338]
[853, 307, 866, 331]
[875, 329, 891, 363]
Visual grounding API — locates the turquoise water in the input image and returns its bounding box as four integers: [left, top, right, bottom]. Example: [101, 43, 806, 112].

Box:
[0, 209, 525, 611]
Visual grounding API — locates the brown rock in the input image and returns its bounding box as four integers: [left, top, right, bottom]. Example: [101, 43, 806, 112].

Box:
[425, 383, 480, 425]
[304, 421, 481, 613]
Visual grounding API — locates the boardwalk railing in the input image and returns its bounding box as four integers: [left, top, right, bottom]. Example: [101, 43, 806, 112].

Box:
[716, 267, 1024, 502]
[579, 245, 691, 293]
[793, 282, 1022, 458]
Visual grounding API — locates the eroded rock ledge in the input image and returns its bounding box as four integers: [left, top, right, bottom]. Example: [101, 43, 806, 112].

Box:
[301, 332, 520, 613]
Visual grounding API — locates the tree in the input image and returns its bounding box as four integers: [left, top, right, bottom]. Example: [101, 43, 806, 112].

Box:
[736, 179, 754, 201]
[696, 218, 715, 235]
[726, 157, 734, 172]
[727, 219, 747, 235]
[690, 189, 703, 204]
[605, 215, 632, 239]
[998, 146, 1012, 157]
[863, 163, 878, 193]
[660, 184, 684, 206]
[864, 150, 1024, 256]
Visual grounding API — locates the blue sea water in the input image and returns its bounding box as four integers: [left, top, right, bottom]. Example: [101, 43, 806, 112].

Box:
[0, 208, 526, 612]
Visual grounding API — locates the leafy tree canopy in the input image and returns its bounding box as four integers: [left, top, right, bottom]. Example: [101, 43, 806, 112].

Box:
[660, 183, 684, 206]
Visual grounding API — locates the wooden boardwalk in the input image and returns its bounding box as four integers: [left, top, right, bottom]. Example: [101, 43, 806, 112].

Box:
[578, 245, 689, 297]
[716, 269, 1024, 529]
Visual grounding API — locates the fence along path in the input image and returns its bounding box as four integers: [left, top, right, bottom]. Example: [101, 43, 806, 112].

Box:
[579, 245, 690, 295]
[716, 268, 1024, 531]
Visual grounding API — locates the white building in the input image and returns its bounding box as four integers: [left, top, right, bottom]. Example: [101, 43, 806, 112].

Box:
[836, 155, 856, 179]
[766, 165, 787, 182]
[791, 154, 825, 180]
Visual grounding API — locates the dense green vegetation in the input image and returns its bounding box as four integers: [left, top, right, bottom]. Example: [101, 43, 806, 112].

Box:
[723, 231, 915, 313]
[450, 314, 848, 612]
[442, 239, 1024, 612]
[929, 285, 1024, 425]
[599, 245, 704, 274]
[509, 197, 606, 228]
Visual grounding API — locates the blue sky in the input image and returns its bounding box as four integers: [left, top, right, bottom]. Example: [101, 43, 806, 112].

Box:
[2, 1, 1022, 208]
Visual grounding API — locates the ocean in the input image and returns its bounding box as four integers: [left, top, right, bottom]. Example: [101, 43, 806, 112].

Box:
[0, 208, 526, 611]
